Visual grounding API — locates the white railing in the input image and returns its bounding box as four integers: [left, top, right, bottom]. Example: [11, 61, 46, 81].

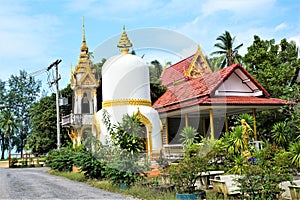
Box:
[62, 113, 93, 126]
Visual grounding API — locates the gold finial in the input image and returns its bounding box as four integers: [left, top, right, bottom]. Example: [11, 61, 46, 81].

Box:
[117, 26, 133, 54]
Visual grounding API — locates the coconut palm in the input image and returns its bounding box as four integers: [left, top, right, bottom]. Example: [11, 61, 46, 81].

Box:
[0, 110, 18, 158]
[211, 31, 243, 69]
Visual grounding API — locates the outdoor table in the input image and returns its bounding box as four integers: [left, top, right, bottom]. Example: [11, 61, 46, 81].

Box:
[288, 185, 300, 200]
[199, 170, 225, 189]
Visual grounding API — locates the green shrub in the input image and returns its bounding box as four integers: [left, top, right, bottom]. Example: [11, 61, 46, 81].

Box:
[9, 158, 18, 168]
[47, 147, 75, 172]
[102, 111, 149, 187]
[74, 149, 106, 180]
[236, 145, 292, 199]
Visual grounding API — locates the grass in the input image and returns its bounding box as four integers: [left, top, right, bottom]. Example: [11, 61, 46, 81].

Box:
[48, 170, 87, 182]
[47, 170, 176, 200]
[47, 170, 227, 200]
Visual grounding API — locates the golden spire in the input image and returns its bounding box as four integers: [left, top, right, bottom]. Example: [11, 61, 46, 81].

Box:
[80, 16, 88, 53]
[82, 16, 86, 42]
[117, 26, 133, 54]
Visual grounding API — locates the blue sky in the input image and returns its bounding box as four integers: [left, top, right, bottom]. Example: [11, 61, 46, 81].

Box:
[0, 0, 299, 94]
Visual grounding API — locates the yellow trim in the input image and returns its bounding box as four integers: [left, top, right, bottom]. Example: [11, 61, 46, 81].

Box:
[202, 118, 206, 137]
[92, 113, 101, 140]
[209, 109, 214, 139]
[165, 117, 169, 144]
[252, 108, 257, 140]
[134, 108, 152, 157]
[225, 113, 229, 133]
[102, 99, 151, 108]
[185, 113, 189, 128]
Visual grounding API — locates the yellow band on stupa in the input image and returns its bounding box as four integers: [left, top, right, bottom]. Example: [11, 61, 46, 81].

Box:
[102, 99, 152, 108]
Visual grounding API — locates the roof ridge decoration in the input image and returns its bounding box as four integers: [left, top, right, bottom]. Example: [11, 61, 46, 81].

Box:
[117, 26, 133, 54]
[183, 44, 212, 79]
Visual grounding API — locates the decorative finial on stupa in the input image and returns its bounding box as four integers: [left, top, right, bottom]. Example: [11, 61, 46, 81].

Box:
[117, 26, 133, 54]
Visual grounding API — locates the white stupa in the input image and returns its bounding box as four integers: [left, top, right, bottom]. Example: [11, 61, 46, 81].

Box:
[93, 27, 162, 156]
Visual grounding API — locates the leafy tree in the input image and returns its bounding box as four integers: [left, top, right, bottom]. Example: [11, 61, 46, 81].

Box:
[244, 36, 300, 98]
[150, 82, 166, 103]
[94, 58, 106, 111]
[211, 30, 243, 69]
[244, 36, 300, 142]
[26, 94, 57, 154]
[26, 85, 71, 155]
[6, 70, 40, 157]
[0, 80, 7, 159]
[149, 60, 163, 84]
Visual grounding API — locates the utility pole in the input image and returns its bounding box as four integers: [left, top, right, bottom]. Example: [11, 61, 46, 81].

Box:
[47, 59, 62, 149]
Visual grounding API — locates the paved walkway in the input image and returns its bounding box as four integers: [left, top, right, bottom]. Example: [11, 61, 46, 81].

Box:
[0, 167, 134, 199]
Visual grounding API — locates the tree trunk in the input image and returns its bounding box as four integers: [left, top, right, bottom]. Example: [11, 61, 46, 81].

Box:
[1, 132, 5, 159]
[1, 145, 5, 160]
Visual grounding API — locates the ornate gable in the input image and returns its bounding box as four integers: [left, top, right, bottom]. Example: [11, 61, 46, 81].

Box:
[78, 71, 99, 86]
[184, 44, 212, 78]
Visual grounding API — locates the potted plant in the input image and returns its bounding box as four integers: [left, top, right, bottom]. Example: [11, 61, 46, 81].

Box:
[167, 143, 208, 200]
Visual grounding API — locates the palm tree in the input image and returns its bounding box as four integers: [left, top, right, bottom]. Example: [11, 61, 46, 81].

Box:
[0, 110, 18, 158]
[211, 31, 243, 69]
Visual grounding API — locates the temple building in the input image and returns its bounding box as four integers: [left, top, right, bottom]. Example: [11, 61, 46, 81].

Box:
[154, 47, 290, 146]
[63, 20, 290, 157]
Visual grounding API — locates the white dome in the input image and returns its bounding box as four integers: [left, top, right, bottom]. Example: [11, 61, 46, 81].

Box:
[102, 54, 150, 101]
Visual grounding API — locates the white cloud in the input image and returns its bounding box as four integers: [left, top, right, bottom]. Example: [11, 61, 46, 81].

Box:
[275, 22, 288, 32]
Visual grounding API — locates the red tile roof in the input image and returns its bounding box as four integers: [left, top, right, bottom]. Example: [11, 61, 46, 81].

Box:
[153, 64, 289, 113]
[161, 55, 193, 87]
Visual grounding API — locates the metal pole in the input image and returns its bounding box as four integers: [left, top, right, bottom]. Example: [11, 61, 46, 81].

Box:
[55, 64, 61, 149]
[47, 59, 62, 149]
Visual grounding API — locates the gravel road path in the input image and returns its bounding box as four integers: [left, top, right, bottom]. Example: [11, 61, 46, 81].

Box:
[0, 167, 134, 199]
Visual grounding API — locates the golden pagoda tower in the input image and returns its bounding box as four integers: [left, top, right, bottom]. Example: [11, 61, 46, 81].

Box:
[62, 17, 100, 145]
